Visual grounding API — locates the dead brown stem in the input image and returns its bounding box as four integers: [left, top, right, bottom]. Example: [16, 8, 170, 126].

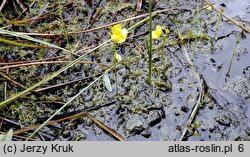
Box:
[0, 60, 111, 70]
[86, 113, 125, 141]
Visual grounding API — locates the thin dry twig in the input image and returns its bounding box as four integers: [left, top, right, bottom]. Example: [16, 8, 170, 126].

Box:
[0, 72, 28, 89]
[16, 0, 26, 11]
[1, 2, 74, 29]
[0, 116, 3, 130]
[85, 113, 125, 141]
[0, 72, 41, 95]
[0, 60, 111, 70]
[0, 0, 7, 12]
[29, 1, 49, 24]
[0, 46, 95, 66]
[13, 15, 50, 26]
[17, 1, 37, 19]
[13, 112, 87, 135]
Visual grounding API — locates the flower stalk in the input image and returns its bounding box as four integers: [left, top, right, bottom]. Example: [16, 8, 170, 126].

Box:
[147, 0, 153, 85]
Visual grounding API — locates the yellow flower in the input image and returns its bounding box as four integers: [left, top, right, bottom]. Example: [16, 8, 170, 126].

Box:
[152, 25, 163, 39]
[111, 24, 128, 43]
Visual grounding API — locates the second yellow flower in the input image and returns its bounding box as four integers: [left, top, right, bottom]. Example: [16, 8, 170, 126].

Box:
[111, 24, 128, 43]
[152, 25, 163, 39]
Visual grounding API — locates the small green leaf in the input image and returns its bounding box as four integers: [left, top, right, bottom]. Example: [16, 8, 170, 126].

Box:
[0, 129, 13, 141]
[165, 28, 170, 35]
[193, 120, 200, 130]
[103, 74, 113, 92]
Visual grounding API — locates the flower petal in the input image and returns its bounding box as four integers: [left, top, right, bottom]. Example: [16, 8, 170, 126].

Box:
[111, 34, 122, 43]
[151, 25, 163, 39]
[155, 25, 163, 36]
[121, 28, 128, 38]
[152, 31, 158, 39]
[111, 24, 127, 43]
[112, 24, 122, 34]
[156, 25, 162, 30]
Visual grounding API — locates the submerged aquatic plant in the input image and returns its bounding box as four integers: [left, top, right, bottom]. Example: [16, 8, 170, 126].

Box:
[110, 24, 128, 43]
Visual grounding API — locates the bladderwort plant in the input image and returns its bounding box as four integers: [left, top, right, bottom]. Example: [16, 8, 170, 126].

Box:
[110, 24, 128, 94]
[145, 24, 164, 84]
[147, 0, 169, 85]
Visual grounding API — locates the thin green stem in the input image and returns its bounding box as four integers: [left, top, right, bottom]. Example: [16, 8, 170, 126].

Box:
[162, 35, 167, 66]
[147, 0, 153, 85]
[196, 0, 201, 31]
[226, 39, 240, 76]
[115, 68, 118, 95]
[113, 43, 118, 95]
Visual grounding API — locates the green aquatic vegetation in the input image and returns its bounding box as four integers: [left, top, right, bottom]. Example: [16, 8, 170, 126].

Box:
[178, 30, 209, 42]
[193, 120, 200, 130]
[104, 1, 133, 14]
[226, 38, 240, 76]
[58, 0, 70, 48]
[154, 79, 172, 92]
